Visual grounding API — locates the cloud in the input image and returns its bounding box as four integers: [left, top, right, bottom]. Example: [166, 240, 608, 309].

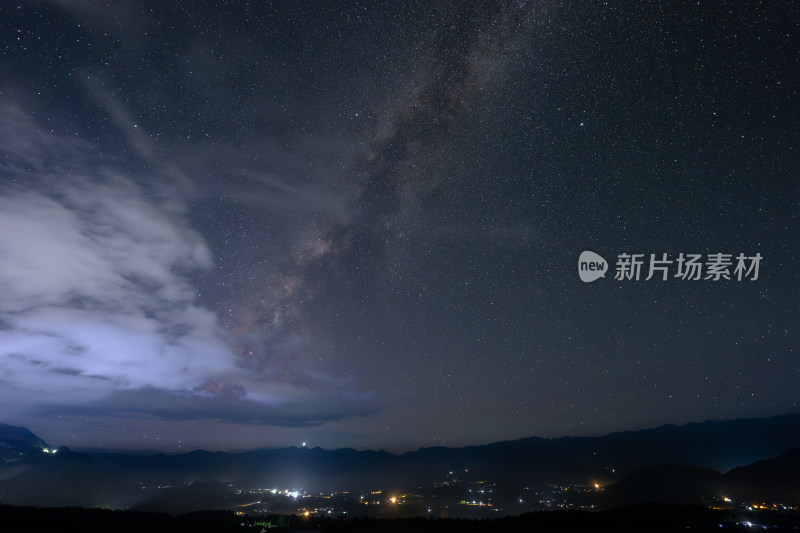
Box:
[0, 101, 379, 430]
[178, 141, 352, 220]
[0, 100, 95, 175]
[46, 386, 378, 428]
[228, 170, 350, 219]
[0, 172, 237, 400]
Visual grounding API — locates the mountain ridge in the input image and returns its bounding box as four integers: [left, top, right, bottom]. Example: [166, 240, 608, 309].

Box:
[2, 414, 799, 511]
[48, 412, 800, 460]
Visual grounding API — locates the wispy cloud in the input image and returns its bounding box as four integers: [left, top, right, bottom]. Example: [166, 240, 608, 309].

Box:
[49, 387, 378, 427]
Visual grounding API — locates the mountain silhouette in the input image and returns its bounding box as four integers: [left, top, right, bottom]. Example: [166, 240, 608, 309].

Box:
[0, 423, 50, 461]
[725, 446, 800, 504]
[1, 414, 799, 511]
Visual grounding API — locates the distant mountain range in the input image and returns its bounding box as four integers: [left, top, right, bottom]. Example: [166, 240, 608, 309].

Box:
[1, 414, 799, 512]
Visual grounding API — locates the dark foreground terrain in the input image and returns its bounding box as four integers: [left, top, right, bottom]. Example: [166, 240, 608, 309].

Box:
[2, 504, 800, 533]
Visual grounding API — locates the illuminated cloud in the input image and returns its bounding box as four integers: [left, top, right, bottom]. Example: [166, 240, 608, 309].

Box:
[0, 163, 234, 401]
[0, 102, 378, 429]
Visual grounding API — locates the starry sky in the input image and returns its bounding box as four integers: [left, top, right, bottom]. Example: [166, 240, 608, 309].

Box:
[0, 1, 797, 453]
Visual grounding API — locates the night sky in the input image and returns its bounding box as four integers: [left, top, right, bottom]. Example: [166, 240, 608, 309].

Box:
[0, 1, 797, 453]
